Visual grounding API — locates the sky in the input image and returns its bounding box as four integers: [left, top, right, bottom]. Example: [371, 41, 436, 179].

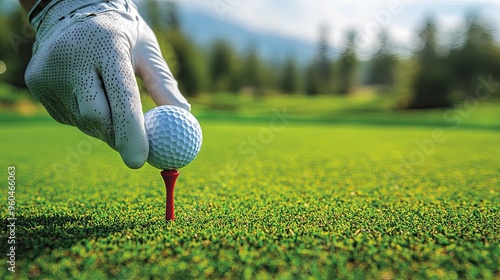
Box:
[3, 0, 500, 55]
[167, 0, 500, 55]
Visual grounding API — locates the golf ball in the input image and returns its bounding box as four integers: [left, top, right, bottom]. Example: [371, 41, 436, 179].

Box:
[144, 105, 202, 170]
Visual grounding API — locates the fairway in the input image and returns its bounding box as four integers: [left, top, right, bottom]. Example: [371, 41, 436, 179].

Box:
[1, 115, 499, 279]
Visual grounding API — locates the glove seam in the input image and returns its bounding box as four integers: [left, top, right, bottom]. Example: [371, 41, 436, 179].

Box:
[31, 0, 64, 31]
[27, 0, 44, 19]
[31, 0, 105, 32]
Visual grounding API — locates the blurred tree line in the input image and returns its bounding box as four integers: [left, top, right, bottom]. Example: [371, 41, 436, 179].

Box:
[1, 1, 499, 109]
[408, 15, 500, 108]
[0, 7, 34, 89]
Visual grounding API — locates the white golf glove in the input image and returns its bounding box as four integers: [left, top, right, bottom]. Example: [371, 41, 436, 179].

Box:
[25, 0, 191, 168]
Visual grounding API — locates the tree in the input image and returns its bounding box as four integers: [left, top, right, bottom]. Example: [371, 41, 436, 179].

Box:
[0, 8, 34, 88]
[317, 25, 332, 93]
[166, 31, 204, 97]
[305, 62, 320, 95]
[209, 40, 237, 92]
[280, 56, 298, 94]
[241, 45, 262, 93]
[448, 14, 500, 98]
[367, 30, 397, 86]
[145, 1, 203, 96]
[144, 0, 162, 29]
[165, 1, 181, 30]
[337, 30, 357, 94]
[144, 0, 180, 30]
[305, 24, 333, 95]
[408, 17, 452, 109]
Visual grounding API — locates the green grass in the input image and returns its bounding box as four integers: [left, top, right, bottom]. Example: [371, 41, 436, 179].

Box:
[1, 101, 499, 279]
[190, 92, 500, 128]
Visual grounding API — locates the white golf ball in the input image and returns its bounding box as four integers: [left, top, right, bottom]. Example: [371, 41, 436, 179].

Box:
[144, 105, 202, 170]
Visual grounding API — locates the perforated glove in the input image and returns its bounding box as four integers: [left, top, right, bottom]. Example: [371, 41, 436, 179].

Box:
[25, 0, 191, 168]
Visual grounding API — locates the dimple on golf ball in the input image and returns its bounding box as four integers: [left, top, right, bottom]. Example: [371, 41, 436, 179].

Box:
[144, 105, 202, 170]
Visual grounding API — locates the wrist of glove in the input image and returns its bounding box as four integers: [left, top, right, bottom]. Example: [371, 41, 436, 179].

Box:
[25, 0, 191, 168]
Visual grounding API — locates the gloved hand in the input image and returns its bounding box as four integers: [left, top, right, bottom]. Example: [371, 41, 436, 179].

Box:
[25, 0, 191, 168]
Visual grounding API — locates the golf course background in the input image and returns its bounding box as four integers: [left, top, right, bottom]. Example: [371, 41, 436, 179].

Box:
[1, 90, 499, 279]
[1, 0, 500, 278]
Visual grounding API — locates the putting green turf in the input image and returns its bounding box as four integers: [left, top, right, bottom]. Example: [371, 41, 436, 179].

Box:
[1, 115, 499, 279]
